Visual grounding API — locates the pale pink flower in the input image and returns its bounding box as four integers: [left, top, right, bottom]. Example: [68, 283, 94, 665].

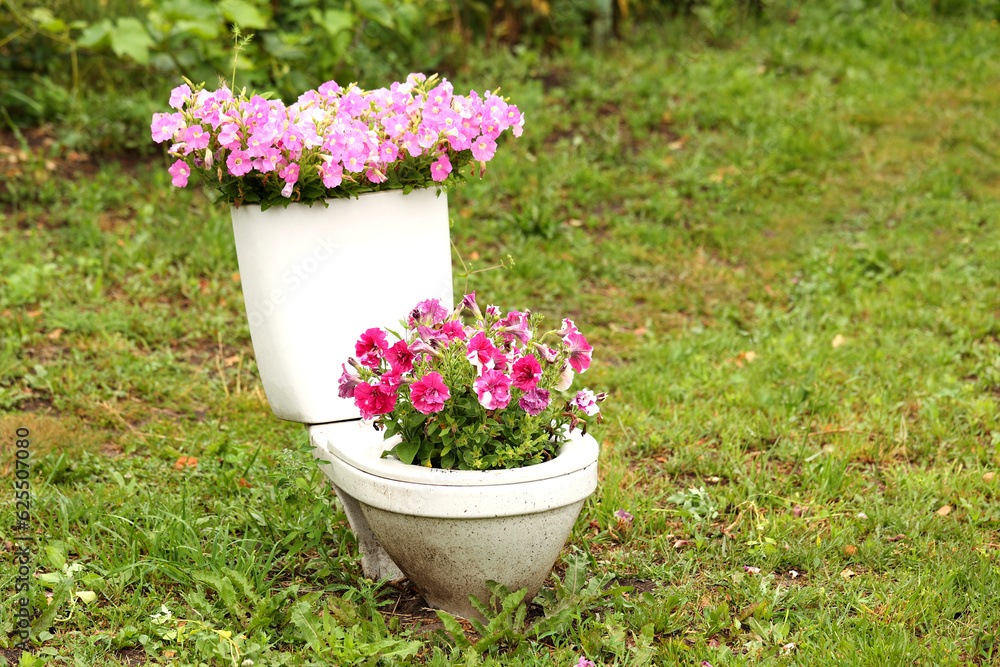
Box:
[151, 112, 185, 143]
[168, 160, 190, 187]
[169, 83, 191, 109]
[279, 163, 299, 185]
[226, 149, 252, 176]
[320, 161, 343, 188]
[473, 370, 512, 410]
[430, 154, 452, 182]
[554, 362, 574, 391]
[571, 389, 600, 416]
[410, 371, 450, 414]
[471, 135, 497, 162]
[253, 147, 282, 173]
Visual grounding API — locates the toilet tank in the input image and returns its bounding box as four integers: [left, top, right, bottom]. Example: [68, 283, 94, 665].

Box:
[230, 189, 453, 424]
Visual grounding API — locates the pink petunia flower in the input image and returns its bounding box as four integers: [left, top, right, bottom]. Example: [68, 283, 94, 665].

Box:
[615, 509, 633, 523]
[409, 371, 450, 414]
[355, 327, 389, 368]
[408, 299, 449, 326]
[564, 331, 593, 373]
[473, 369, 512, 410]
[571, 389, 601, 416]
[466, 331, 498, 370]
[430, 154, 452, 182]
[151, 112, 185, 143]
[554, 362, 575, 391]
[320, 160, 343, 188]
[354, 381, 397, 420]
[226, 149, 252, 176]
[386, 340, 416, 374]
[338, 363, 360, 399]
[168, 160, 190, 187]
[440, 320, 467, 342]
[518, 387, 550, 416]
[169, 83, 191, 109]
[510, 354, 542, 391]
[471, 135, 497, 162]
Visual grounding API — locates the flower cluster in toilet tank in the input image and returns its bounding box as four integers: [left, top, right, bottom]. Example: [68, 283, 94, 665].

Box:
[338, 293, 606, 471]
[151, 73, 523, 209]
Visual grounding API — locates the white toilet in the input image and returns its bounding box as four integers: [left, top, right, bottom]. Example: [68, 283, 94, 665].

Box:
[230, 189, 457, 580]
[230, 189, 599, 616]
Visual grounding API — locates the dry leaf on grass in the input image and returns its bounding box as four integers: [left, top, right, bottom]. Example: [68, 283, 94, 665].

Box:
[937, 505, 952, 516]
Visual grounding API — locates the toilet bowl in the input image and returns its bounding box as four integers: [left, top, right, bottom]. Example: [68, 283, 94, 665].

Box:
[309, 420, 600, 618]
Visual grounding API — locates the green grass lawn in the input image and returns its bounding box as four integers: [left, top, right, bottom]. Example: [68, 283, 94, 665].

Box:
[2, 4, 1000, 665]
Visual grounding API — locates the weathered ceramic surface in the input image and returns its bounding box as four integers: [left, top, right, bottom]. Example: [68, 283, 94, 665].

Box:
[310, 421, 600, 619]
[230, 189, 452, 424]
[362, 500, 586, 620]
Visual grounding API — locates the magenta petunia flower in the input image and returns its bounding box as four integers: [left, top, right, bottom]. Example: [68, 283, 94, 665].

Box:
[440, 320, 467, 342]
[168, 160, 190, 187]
[386, 340, 415, 374]
[355, 327, 389, 369]
[498, 310, 532, 345]
[466, 332, 498, 370]
[408, 298, 449, 326]
[564, 331, 593, 373]
[460, 292, 482, 319]
[354, 381, 397, 420]
[473, 369, 512, 410]
[518, 387, 550, 416]
[409, 371, 450, 414]
[510, 354, 542, 391]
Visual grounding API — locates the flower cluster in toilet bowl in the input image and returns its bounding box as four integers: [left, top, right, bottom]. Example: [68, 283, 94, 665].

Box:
[338, 292, 606, 471]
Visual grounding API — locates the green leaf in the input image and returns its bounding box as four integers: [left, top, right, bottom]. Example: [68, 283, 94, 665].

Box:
[316, 8, 354, 37]
[393, 438, 420, 465]
[355, 0, 394, 29]
[434, 610, 471, 649]
[220, 0, 270, 29]
[290, 601, 325, 652]
[562, 549, 589, 595]
[75, 19, 112, 48]
[110, 17, 155, 65]
[31, 578, 72, 637]
[76, 591, 97, 604]
[174, 18, 220, 39]
[45, 544, 67, 571]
